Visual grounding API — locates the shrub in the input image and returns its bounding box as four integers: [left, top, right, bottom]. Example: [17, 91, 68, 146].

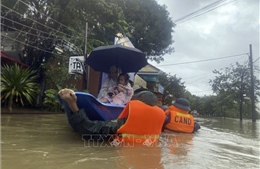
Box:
[1, 64, 39, 112]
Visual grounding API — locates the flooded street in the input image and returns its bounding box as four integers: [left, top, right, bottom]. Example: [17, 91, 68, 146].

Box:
[1, 114, 259, 169]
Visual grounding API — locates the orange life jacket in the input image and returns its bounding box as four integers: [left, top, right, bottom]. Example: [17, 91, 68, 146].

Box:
[116, 100, 165, 143]
[164, 105, 194, 133]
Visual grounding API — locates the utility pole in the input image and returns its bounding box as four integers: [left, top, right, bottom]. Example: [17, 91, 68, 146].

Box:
[82, 22, 88, 90]
[249, 44, 256, 122]
[239, 72, 244, 121]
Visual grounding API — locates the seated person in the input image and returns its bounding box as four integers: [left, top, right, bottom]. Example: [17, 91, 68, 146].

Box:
[97, 65, 119, 100]
[100, 73, 133, 105]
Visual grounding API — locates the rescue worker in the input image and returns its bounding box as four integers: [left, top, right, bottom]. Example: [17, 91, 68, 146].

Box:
[58, 88, 165, 142]
[163, 98, 200, 133]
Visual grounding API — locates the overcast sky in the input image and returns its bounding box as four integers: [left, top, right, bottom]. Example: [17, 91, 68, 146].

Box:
[150, 0, 259, 96]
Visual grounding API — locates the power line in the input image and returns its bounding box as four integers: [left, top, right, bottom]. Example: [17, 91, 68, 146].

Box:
[175, 0, 238, 24]
[1, 16, 83, 43]
[2, 0, 20, 17]
[1, 16, 52, 40]
[2, 23, 63, 41]
[183, 0, 237, 24]
[185, 74, 213, 85]
[238, 55, 249, 62]
[17, 0, 84, 37]
[1, 16, 85, 53]
[1, 1, 27, 42]
[2, 16, 57, 41]
[1, 4, 83, 39]
[174, 0, 228, 23]
[157, 53, 248, 67]
[178, 0, 237, 24]
[1, 23, 83, 53]
[1, 4, 71, 39]
[253, 57, 260, 64]
[182, 72, 213, 80]
[2, 34, 64, 57]
[166, 54, 249, 86]
[184, 56, 250, 83]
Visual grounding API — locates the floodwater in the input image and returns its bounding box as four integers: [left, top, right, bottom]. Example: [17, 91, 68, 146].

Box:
[1, 114, 259, 169]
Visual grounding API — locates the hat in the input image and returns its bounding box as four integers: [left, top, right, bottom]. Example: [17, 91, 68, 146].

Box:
[173, 98, 191, 111]
[131, 90, 157, 106]
[133, 87, 149, 94]
[160, 105, 169, 111]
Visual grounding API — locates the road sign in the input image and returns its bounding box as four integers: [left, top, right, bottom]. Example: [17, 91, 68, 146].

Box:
[68, 56, 85, 74]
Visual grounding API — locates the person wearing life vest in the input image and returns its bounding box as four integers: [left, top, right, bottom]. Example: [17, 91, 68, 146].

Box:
[58, 88, 165, 142]
[163, 98, 200, 133]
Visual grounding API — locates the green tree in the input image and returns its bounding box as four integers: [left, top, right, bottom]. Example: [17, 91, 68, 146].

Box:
[114, 0, 174, 62]
[183, 91, 200, 112]
[199, 95, 216, 116]
[42, 57, 79, 90]
[2, 0, 175, 105]
[158, 72, 186, 105]
[1, 64, 40, 112]
[2, 0, 174, 64]
[209, 62, 260, 119]
[2, 0, 129, 102]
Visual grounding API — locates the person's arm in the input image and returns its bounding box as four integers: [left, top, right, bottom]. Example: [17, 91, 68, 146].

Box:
[125, 84, 133, 96]
[97, 78, 110, 99]
[117, 84, 134, 104]
[69, 110, 126, 136]
[193, 122, 201, 133]
[59, 88, 125, 136]
[118, 84, 133, 95]
[162, 111, 170, 131]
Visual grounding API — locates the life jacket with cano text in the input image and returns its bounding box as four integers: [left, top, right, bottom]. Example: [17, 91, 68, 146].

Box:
[164, 105, 194, 133]
[116, 100, 165, 143]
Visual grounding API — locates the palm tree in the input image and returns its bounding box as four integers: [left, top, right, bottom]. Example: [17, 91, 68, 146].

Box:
[1, 64, 39, 112]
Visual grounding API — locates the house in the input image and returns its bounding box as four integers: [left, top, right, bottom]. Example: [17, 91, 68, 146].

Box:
[135, 63, 164, 94]
[1, 51, 28, 67]
[135, 64, 164, 106]
[1, 31, 28, 67]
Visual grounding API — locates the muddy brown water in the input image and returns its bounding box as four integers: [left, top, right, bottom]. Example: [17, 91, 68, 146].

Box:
[1, 114, 259, 169]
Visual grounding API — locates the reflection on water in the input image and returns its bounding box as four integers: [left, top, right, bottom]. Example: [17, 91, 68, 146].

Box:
[198, 117, 259, 139]
[1, 115, 260, 169]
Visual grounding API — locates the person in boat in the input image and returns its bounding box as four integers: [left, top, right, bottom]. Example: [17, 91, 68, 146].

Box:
[99, 73, 133, 105]
[163, 98, 201, 133]
[133, 88, 200, 133]
[58, 88, 165, 142]
[97, 65, 119, 100]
